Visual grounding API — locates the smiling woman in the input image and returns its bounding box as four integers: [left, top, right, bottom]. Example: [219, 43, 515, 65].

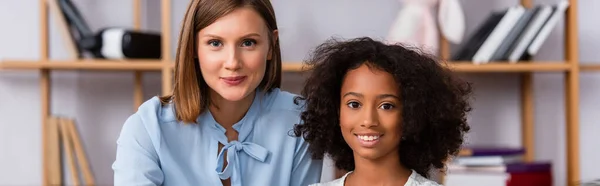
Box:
[196, 7, 275, 104]
[294, 37, 473, 186]
[111, 0, 323, 186]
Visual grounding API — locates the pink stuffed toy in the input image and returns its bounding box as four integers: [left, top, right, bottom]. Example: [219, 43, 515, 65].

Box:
[386, 0, 465, 56]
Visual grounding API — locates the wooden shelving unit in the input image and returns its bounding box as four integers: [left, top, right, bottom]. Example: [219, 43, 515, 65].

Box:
[0, 60, 573, 72]
[0, 0, 583, 185]
[436, 0, 580, 185]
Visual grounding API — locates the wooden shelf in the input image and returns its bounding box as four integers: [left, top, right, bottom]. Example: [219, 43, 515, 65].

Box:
[0, 60, 573, 72]
[580, 64, 600, 71]
[280, 61, 573, 72]
[445, 61, 572, 72]
[0, 59, 166, 71]
[281, 63, 304, 72]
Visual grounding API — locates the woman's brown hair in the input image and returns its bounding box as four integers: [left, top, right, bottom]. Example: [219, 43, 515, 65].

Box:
[159, 0, 282, 123]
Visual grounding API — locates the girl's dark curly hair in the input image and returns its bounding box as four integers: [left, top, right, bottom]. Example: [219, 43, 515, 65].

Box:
[293, 37, 472, 178]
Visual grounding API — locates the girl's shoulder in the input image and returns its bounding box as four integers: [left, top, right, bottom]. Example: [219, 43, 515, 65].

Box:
[309, 171, 351, 186]
[406, 170, 443, 186]
[309, 170, 443, 186]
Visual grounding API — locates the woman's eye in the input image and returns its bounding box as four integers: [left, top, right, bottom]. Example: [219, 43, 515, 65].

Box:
[380, 103, 394, 110]
[241, 39, 256, 47]
[208, 40, 222, 47]
[347, 101, 360, 109]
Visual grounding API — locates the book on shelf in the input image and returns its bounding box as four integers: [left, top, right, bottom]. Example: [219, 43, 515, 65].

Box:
[453, 155, 523, 166]
[451, 0, 569, 64]
[526, 1, 570, 56]
[448, 161, 552, 174]
[445, 162, 552, 186]
[460, 146, 526, 157]
[446, 146, 552, 186]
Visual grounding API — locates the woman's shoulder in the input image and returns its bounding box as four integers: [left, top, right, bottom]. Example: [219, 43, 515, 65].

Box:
[134, 96, 177, 123]
[117, 96, 177, 151]
[406, 170, 443, 186]
[120, 96, 178, 137]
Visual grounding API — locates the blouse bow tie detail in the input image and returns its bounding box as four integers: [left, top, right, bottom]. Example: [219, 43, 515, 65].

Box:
[215, 140, 269, 184]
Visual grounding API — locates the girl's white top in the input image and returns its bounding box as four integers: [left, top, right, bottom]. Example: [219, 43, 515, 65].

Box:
[310, 170, 442, 186]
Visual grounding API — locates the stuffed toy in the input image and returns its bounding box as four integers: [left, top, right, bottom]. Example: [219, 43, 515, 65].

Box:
[386, 0, 465, 55]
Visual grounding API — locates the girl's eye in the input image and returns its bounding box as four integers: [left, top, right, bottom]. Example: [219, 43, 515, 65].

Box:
[241, 39, 257, 47]
[208, 40, 222, 47]
[380, 103, 394, 110]
[347, 101, 361, 109]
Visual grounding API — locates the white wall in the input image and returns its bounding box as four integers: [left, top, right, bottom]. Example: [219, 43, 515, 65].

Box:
[0, 0, 598, 185]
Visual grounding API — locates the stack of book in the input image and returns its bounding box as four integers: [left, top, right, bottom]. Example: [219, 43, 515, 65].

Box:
[452, 1, 569, 64]
[444, 146, 552, 186]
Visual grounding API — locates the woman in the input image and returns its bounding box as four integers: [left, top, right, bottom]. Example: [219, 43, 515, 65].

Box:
[112, 0, 323, 185]
[294, 37, 472, 185]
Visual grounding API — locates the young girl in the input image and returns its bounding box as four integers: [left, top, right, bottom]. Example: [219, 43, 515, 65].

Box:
[294, 37, 472, 186]
[112, 0, 323, 185]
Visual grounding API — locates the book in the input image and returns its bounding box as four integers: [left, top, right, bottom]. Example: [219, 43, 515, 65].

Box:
[459, 146, 525, 157]
[507, 171, 552, 186]
[449, 1, 568, 63]
[472, 5, 526, 64]
[453, 155, 522, 166]
[448, 161, 552, 173]
[452, 10, 506, 61]
[506, 5, 554, 62]
[445, 162, 553, 186]
[526, 0, 570, 56]
[490, 6, 539, 61]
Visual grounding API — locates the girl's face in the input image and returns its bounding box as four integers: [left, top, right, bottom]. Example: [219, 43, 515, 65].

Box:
[197, 7, 277, 102]
[339, 63, 403, 162]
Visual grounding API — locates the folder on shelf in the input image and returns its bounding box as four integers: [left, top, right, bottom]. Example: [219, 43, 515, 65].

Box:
[459, 146, 525, 157]
[45, 116, 95, 186]
[526, 1, 570, 56]
[448, 146, 552, 186]
[471, 6, 526, 64]
[452, 10, 506, 61]
[506, 5, 554, 62]
[489, 6, 539, 61]
[450, 1, 569, 63]
[445, 162, 553, 186]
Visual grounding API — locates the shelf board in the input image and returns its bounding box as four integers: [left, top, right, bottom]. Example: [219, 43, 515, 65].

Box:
[445, 61, 572, 72]
[0, 59, 307, 72]
[0, 60, 572, 72]
[0, 59, 166, 71]
[580, 64, 600, 71]
[283, 61, 573, 72]
[282, 63, 304, 72]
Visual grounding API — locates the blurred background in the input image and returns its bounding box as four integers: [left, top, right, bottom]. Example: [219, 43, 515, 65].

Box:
[0, 0, 598, 185]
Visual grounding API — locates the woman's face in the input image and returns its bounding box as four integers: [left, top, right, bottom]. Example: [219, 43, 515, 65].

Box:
[339, 63, 403, 161]
[196, 7, 277, 102]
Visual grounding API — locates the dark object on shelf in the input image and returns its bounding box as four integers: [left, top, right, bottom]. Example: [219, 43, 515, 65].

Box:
[57, 0, 161, 59]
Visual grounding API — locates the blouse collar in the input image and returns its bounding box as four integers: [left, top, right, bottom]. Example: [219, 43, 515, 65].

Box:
[199, 89, 270, 185]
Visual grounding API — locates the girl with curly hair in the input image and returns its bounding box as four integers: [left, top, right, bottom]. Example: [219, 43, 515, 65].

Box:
[294, 37, 473, 186]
